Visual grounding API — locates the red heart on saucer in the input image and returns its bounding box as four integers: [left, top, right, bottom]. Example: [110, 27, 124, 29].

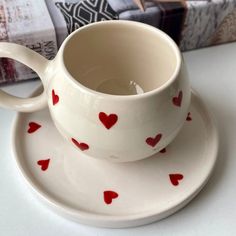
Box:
[159, 148, 166, 153]
[186, 112, 192, 121]
[37, 159, 50, 171]
[172, 91, 183, 107]
[71, 138, 89, 151]
[99, 112, 118, 129]
[52, 89, 59, 105]
[146, 133, 162, 147]
[169, 173, 184, 186]
[27, 122, 41, 133]
[103, 190, 119, 204]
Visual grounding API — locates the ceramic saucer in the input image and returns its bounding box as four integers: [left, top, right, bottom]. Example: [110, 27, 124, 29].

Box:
[11, 89, 218, 228]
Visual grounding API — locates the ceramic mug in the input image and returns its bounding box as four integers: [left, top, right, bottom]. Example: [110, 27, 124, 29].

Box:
[0, 20, 191, 162]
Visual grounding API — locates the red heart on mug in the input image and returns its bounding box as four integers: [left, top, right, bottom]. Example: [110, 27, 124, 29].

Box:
[172, 91, 183, 107]
[71, 138, 89, 151]
[186, 112, 192, 121]
[99, 112, 118, 129]
[146, 133, 162, 147]
[169, 173, 184, 186]
[37, 159, 50, 171]
[52, 89, 59, 105]
[27, 122, 41, 133]
[103, 190, 119, 204]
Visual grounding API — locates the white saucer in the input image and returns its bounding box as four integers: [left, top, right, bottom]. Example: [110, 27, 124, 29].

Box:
[11, 89, 218, 228]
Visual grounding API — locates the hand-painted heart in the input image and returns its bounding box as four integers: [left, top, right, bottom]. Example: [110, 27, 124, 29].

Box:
[103, 190, 119, 205]
[52, 89, 59, 105]
[159, 148, 166, 153]
[37, 159, 50, 171]
[169, 173, 184, 186]
[186, 112, 192, 121]
[146, 133, 162, 147]
[27, 122, 41, 133]
[99, 112, 118, 129]
[71, 138, 89, 151]
[172, 90, 183, 107]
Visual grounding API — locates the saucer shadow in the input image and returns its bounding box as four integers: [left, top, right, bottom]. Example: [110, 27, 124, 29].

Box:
[155, 101, 228, 222]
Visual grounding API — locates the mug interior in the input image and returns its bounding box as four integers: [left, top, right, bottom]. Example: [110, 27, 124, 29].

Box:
[63, 21, 180, 96]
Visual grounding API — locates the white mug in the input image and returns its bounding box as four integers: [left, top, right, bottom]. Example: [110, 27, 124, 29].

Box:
[0, 20, 191, 162]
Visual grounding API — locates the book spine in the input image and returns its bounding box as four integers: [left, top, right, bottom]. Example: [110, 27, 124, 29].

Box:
[0, 0, 57, 84]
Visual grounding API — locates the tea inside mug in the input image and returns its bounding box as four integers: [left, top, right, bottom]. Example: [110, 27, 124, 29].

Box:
[63, 22, 178, 96]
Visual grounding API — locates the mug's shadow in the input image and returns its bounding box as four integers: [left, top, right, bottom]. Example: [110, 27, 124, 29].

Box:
[117, 100, 228, 231]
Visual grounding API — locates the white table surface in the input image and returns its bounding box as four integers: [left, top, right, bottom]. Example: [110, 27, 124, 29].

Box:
[0, 42, 236, 235]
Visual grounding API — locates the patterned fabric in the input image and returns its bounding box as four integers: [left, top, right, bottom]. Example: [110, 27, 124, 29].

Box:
[157, 2, 186, 45]
[108, 0, 186, 44]
[55, 0, 118, 34]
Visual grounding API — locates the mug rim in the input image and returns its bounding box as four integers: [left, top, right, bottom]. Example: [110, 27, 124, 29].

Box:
[60, 20, 181, 100]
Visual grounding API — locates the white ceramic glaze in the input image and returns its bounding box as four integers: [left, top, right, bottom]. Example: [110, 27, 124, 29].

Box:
[0, 21, 191, 162]
[12, 89, 218, 228]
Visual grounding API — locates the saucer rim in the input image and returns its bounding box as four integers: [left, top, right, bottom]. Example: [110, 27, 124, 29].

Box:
[11, 87, 219, 228]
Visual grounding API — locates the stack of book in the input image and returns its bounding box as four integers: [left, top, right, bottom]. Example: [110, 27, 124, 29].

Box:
[0, 0, 235, 84]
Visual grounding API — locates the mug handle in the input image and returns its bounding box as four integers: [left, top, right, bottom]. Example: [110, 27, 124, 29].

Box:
[0, 42, 49, 112]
